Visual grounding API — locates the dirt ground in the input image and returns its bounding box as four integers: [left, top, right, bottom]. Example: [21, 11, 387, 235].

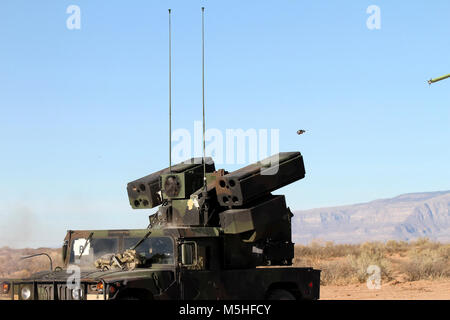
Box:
[320, 279, 450, 300]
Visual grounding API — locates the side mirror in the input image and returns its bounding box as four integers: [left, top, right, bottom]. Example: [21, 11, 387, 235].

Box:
[62, 240, 68, 263]
[180, 242, 196, 266]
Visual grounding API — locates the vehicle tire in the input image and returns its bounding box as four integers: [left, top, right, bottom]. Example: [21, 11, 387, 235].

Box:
[267, 289, 296, 300]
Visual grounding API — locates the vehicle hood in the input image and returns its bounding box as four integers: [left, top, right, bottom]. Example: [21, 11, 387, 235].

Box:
[11, 267, 175, 284]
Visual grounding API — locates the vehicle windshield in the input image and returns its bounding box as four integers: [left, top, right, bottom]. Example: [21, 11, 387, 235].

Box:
[69, 237, 119, 269]
[124, 237, 174, 265]
[69, 236, 174, 269]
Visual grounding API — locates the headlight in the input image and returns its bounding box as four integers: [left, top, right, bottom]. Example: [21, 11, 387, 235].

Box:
[1, 282, 10, 294]
[72, 288, 84, 300]
[21, 286, 31, 300]
[96, 282, 104, 292]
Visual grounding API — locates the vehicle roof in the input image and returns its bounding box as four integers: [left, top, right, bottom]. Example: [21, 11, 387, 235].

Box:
[64, 227, 221, 241]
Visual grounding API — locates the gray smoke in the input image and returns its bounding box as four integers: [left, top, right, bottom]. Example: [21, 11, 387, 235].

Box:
[0, 205, 46, 248]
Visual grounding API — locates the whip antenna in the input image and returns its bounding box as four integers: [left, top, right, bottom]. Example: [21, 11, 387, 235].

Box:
[202, 7, 207, 190]
[168, 9, 172, 172]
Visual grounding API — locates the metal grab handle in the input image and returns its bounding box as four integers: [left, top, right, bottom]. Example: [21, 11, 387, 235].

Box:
[20, 253, 53, 271]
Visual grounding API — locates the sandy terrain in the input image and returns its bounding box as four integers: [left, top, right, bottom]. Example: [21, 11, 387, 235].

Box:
[321, 279, 450, 300]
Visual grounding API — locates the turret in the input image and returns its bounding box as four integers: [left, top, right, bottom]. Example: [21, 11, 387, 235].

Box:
[126, 151, 305, 266]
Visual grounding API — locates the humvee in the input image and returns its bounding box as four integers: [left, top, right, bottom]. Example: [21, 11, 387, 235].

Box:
[0, 153, 320, 300]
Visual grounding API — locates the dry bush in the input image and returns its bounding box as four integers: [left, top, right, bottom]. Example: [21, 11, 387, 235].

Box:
[295, 241, 392, 285]
[411, 237, 442, 252]
[385, 240, 409, 254]
[319, 259, 356, 285]
[294, 241, 418, 285]
[437, 245, 450, 259]
[294, 239, 450, 285]
[348, 242, 393, 283]
[400, 245, 450, 281]
[294, 241, 360, 259]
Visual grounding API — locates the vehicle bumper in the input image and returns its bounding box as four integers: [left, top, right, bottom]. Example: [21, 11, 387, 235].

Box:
[1, 280, 109, 300]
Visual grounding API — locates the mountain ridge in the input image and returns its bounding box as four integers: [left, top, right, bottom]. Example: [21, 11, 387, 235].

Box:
[292, 190, 450, 244]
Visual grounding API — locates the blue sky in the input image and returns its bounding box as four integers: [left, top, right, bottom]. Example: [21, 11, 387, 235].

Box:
[0, 1, 449, 247]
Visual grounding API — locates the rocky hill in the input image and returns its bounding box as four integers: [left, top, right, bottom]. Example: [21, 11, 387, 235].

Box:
[292, 191, 450, 244]
[0, 247, 61, 278]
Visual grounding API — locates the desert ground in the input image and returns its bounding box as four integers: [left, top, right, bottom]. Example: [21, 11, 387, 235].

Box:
[1, 238, 449, 300]
[321, 280, 450, 300]
[293, 239, 450, 299]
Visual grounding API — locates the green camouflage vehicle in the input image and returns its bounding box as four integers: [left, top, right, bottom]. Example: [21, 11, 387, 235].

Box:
[0, 152, 320, 300]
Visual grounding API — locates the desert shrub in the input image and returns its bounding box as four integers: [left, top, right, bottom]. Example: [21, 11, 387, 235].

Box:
[411, 237, 441, 252]
[412, 237, 432, 247]
[348, 242, 393, 283]
[322, 242, 360, 258]
[400, 247, 450, 281]
[385, 240, 409, 254]
[437, 244, 450, 259]
[319, 259, 356, 285]
[295, 241, 360, 259]
[293, 239, 450, 285]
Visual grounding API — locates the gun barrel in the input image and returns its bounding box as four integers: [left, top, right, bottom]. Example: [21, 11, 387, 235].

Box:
[428, 73, 450, 84]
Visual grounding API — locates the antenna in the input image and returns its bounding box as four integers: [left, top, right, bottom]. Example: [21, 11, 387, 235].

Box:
[202, 7, 207, 190]
[168, 9, 172, 173]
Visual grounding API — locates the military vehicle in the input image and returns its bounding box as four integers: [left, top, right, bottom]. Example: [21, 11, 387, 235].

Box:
[428, 73, 450, 84]
[0, 153, 320, 300]
[0, 8, 320, 300]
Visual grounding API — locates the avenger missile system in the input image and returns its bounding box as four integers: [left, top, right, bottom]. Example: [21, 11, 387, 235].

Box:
[127, 151, 304, 267]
